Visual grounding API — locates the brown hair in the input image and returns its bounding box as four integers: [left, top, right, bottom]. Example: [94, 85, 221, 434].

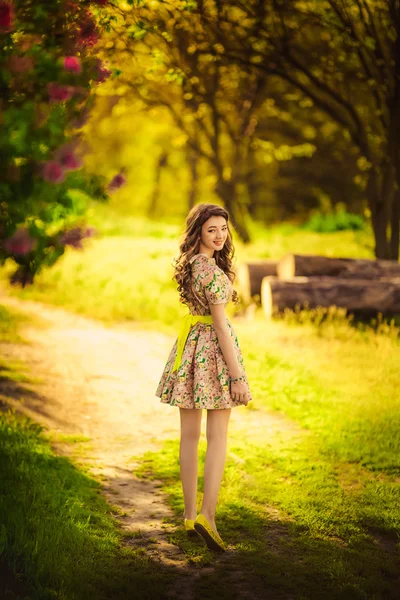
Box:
[172, 203, 239, 307]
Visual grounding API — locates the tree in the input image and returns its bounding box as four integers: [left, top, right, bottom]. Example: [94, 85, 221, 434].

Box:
[220, 0, 400, 259]
[98, 0, 277, 241]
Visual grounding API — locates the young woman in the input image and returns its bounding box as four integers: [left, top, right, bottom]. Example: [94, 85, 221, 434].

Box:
[155, 203, 252, 552]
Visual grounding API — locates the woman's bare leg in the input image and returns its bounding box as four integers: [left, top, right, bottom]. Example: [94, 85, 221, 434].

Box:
[179, 407, 203, 520]
[200, 408, 231, 532]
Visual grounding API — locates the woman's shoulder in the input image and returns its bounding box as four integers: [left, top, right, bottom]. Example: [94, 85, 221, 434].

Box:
[189, 253, 216, 267]
[189, 254, 232, 284]
[190, 254, 228, 278]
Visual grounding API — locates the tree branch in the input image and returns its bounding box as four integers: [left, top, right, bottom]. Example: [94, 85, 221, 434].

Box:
[285, 50, 365, 140]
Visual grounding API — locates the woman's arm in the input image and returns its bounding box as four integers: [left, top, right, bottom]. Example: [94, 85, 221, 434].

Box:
[209, 303, 242, 379]
[210, 303, 249, 404]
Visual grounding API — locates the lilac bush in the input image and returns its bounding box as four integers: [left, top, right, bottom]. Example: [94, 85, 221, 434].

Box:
[0, 0, 122, 286]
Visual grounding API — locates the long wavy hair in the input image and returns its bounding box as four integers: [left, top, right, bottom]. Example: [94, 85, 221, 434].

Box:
[173, 203, 239, 307]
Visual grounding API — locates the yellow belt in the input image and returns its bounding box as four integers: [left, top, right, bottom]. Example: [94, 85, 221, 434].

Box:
[172, 314, 213, 372]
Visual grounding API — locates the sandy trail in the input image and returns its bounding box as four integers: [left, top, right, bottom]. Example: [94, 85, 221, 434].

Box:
[0, 292, 304, 597]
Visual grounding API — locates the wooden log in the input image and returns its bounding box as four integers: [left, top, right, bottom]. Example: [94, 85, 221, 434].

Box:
[235, 260, 278, 305]
[278, 253, 400, 280]
[261, 276, 400, 319]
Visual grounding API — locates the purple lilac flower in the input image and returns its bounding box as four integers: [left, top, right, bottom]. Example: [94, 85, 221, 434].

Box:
[42, 161, 65, 183]
[3, 228, 37, 256]
[108, 172, 127, 193]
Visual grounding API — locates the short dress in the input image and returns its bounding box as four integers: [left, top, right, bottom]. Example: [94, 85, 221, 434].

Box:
[155, 253, 252, 410]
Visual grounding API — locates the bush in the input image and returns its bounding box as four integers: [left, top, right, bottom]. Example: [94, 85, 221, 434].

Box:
[0, 0, 119, 286]
[301, 209, 366, 233]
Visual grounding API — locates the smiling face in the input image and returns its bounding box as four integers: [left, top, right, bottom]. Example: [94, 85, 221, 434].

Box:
[198, 215, 228, 256]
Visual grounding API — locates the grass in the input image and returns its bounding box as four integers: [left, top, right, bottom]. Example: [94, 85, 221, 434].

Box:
[1, 208, 399, 598]
[237, 308, 400, 474]
[132, 309, 400, 598]
[0, 204, 376, 333]
[0, 303, 33, 344]
[0, 305, 171, 600]
[0, 236, 184, 333]
[0, 411, 172, 600]
[135, 433, 399, 599]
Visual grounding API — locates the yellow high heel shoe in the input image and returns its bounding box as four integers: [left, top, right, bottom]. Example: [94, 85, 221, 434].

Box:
[184, 518, 199, 538]
[194, 514, 226, 552]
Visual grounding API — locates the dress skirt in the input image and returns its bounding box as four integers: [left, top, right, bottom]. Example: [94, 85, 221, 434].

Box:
[155, 318, 252, 410]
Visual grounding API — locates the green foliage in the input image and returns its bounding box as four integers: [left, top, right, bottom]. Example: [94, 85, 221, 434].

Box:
[302, 210, 366, 233]
[86, 0, 372, 236]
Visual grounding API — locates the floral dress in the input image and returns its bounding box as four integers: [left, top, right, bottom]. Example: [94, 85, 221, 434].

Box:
[155, 253, 252, 409]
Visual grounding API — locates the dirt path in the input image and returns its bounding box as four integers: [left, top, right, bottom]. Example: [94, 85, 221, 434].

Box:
[0, 293, 305, 597]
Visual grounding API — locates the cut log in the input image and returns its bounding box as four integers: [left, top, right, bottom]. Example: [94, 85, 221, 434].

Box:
[278, 253, 400, 280]
[235, 260, 278, 305]
[261, 276, 400, 319]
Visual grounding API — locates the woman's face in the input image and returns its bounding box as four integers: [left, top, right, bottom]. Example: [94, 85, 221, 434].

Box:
[199, 215, 228, 253]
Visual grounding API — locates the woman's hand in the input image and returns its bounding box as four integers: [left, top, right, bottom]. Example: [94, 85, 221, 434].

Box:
[230, 380, 249, 405]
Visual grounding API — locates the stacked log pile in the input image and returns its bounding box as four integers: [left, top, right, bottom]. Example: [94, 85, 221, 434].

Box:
[235, 260, 278, 305]
[235, 253, 400, 319]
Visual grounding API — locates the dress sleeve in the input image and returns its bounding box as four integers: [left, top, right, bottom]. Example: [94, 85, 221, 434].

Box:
[201, 265, 231, 305]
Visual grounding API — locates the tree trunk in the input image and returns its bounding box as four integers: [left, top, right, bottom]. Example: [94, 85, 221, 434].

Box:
[278, 253, 400, 279]
[147, 152, 167, 217]
[261, 276, 400, 319]
[367, 169, 390, 259]
[390, 188, 400, 261]
[236, 260, 278, 304]
[215, 136, 251, 242]
[215, 178, 250, 242]
[246, 146, 259, 218]
[388, 46, 400, 260]
[247, 181, 258, 218]
[211, 109, 251, 242]
[187, 149, 198, 211]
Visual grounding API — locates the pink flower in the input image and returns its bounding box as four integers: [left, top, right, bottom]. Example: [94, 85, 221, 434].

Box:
[48, 82, 75, 102]
[0, 1, 13, 31]
[62, 150, 82, 170]
[108, 172, 127, 193]
[54, 143, 82, 171]
[59, 228, 84, 249]
[63, 56, 82, 73]
[42, 161, 65, 183]
[58, 226, 95, 249]
[3, 228, 37, 256]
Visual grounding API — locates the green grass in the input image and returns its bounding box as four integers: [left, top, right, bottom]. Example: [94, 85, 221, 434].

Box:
[1, 210, 399, 598]
[133, 309, 400, 598]
[0, 410, 172, 600]
[135, 434, 399, 599]
[0, 305, 170, 600]
[237, 309, 400, 474]
[0, 206, 376, 332]
[135, 296, 398, 598]
[0, 304, 33, 344]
